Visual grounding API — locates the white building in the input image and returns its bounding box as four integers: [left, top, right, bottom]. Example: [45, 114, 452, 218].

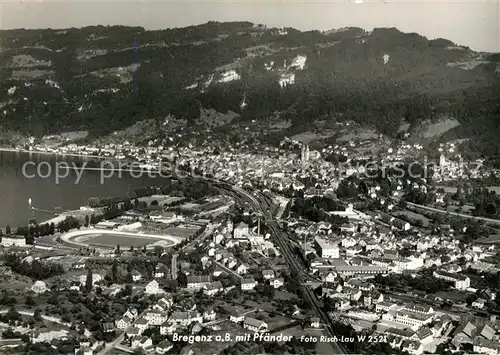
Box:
[271, 278, 284, 289]
[1, 235, 26, 247]
[393, 311, 433, 328]
[131, 336, 152, 350]
[233, 222, 249, 239]
[315, 236, 340, 259]
[144, 310, 168, 326]
[203, 281, 224, 296]
[243, 317, 268, 333]
[145, 280, 162, 295]
[31, 281, 47, 294]
[241, 278, 257, 291]
[153, 296, 173, 311]
[187, 275, 212, 289]
[170, 311, 203, 327]
[433, 270, 470, 290]
[79, 273, 102, 286]
[115, 316, 132, 330]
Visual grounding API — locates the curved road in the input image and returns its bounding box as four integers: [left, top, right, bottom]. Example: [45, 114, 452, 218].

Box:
[60, 228, 182, 248]
[403, 200, 500, 225]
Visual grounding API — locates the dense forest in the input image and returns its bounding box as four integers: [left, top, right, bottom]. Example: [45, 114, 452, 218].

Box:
[1, 23, 499, 157]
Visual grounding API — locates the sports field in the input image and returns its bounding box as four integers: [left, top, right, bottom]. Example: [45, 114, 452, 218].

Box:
[76, 233, 172, 248]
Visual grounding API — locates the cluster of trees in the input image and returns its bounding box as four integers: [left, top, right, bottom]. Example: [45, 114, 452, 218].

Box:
[0, 307, 21, 326]
[3, 253, 65, 279]
[374, 272, 451, 294]
[290, 196, 349, 225]
[15, 223, 56, 240]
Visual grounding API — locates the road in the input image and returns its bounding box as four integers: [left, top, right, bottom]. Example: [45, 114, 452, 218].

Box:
[97, 308, 148, 355]
[214, 261, 243, 280]
[0, 309, 70, 326]
[397, 198, 500, 225]
[171, 224, 215, 279]
[227, 185, 346, 354]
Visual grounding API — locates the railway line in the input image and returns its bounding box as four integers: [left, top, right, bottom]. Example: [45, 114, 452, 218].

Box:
[213, 181, 346, 354]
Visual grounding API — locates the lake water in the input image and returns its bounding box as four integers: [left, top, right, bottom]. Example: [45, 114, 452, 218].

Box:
[0, 150, 165, 228]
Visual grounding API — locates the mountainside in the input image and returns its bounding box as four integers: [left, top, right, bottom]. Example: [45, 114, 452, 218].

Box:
[1, 22, 499, 154]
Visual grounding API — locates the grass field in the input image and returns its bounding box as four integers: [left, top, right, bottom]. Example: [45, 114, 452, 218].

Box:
[74, 233, 172, 248]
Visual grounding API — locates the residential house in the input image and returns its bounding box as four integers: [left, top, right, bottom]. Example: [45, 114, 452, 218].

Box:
[236, 264, 248, 275]
[102, 322, 115, 334]
[241, 278, 257, 291]
[341, 237, 357, 248]
[452, 322, 477, 346]
[170, 311, 203, 327]
[203, 309, 216, 322]
[131, 336, 152, 350]
[226, 258, 237, 269]
[204, 281, 224, 296]
[243, 317, 268, 333]
[472, 298, 486, 309]
[154, 263, 169, 278]
[310, 317, 320, 328]
[131, 270, 142, 282]
[335, 299, 350, 311]
[153, 296, 173, 311]
[134, 318, 149, 333]
[31, 280, 47, 294]
[345, 279, 375, 292]
[324, 272, 337, 284]
[145, 280, 162, 295]
[369, 291, 384, 304]
[403, 304, 434, 315]
[262, 270, 275, 280]
[160, 321, 176, 336]
[228, 307, 246, 323]
[187, 275, 212, 289]
[433, 270, 470, 290]
[31, 329, 68, 343]
[123, 308, 138, 320]
[401, 340, 424, 355]
[213, 266, 224, 277]
[473, 337, 499, 355]
[340, 223, 356, 233]
[124, 327, 141, 337]
[376, 302, 397, 313]
[115, 316, 132, 330]
[412, 327, 433, 343]
[144, 310, 168, 326]
[234, 222, 249, 239]
[345, 288, 362, 302]
[156, 340, 174, 354]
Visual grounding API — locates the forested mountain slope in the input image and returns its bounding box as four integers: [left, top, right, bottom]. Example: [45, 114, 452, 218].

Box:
[0, 22, 498, 154]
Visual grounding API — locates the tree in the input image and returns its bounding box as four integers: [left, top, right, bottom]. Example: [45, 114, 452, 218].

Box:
[5, 225, 11, 235]
[34, 309, 42, 322]
[25, 295, 36, 307]
[84, 215, 90, 227]
[111, 261, 119, 283]
[85, 268, 93, 292]
[5, 307, 20, 324]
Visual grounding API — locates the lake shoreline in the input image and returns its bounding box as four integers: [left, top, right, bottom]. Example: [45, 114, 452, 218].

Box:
[0, 146, 107, 160]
